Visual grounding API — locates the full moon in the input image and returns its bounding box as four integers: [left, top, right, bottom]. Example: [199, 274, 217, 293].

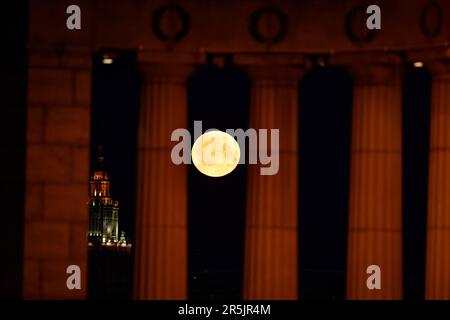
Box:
[191, 130, 240, 177]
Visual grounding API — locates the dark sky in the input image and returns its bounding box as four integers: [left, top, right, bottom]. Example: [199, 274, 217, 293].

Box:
[402, 66, 431, 300]
[298, 66, 353, 300]
[187, 59, 250, 299]
[90, 52, 431, 300]
[90, 51, 140, 241]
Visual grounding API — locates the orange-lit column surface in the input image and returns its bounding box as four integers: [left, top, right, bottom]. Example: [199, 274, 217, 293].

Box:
[425, 62, 450, 299]
[346, 56, 403, 299]
[133, 64, 192, 299]
[243, 66, 300, 299]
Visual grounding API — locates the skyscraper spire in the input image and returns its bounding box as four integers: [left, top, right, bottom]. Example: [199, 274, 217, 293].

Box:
[88, 146, 119, 245]
[96, 145, 105, 170]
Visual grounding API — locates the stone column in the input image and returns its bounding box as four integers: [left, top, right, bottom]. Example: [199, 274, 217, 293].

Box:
[23, 46, 92, 299]
[345, 55, 403, 299]
[425, 61, 450, 299]
[243, 66, 300, 300]
[133, 64, 192, 299]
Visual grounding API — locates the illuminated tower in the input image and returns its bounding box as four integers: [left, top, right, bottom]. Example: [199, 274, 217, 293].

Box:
[88, 146, 119, 245]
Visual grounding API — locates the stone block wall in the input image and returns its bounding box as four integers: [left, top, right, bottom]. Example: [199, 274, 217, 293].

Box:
[22, 47, 91, 299]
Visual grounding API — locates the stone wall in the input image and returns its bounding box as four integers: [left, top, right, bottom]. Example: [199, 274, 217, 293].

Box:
[22, 47, 91, 299]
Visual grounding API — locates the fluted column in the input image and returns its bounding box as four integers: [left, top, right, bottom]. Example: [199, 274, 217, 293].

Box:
[425, 61, 450, 299]
[133, 64, 192, 299]
[345, 56, 403, 299]
[243, 66, 301, 300]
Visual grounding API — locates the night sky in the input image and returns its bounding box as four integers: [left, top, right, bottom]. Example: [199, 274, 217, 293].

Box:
[187, 58, 250, 299]
[90, 51, 140, 242]
[298, 66, 352, 300]
[402, 66, 431, 300]
[90, 51, 431, 300]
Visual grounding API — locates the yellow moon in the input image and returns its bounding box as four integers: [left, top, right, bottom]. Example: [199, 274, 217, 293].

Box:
[191, 130, 240, 177]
